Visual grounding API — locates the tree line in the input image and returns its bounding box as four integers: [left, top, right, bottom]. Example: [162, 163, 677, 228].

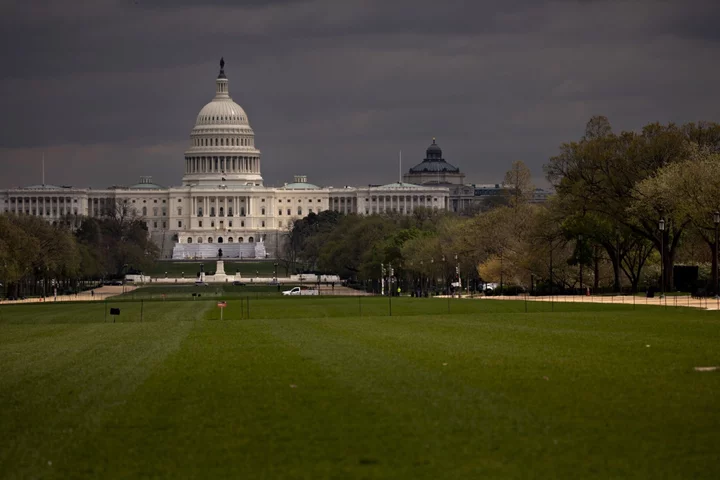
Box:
[282, 117, 720, 295]
[0, 204, 158, 298]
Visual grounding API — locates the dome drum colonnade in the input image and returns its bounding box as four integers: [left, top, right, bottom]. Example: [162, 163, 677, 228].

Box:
[182, 58, 262, 185]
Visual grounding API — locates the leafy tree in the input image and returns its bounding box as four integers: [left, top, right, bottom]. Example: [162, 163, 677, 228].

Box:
[503, 160, 534, 207]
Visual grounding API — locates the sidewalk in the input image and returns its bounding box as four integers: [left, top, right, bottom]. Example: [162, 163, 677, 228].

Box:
[473, 294, 720, 311]
[0, 286, 138, 305]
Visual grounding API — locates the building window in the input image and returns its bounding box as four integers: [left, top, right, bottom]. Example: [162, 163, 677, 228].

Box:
[229, 221, 233, 227]
[287, 209, 290, 215]
[153, 207, 158, 216]
[208, 237, 213, 243]
[187, 238, 193, 244]
[261, 208, 265, 215]
[199, 221, 203, 228]
[198, 237, 203, 243]
[178, 199, 182, 203]
[228, 237, 233, 243]
[241, 221, 245, 227]
[142, 207, 147, 216]
[297, 207, 302, 215]
[211, 221, 215, 228]
[279, 220, 283, 227]
[249, 236, 254, 243]
[178, 221, 182, 227]
[162, 222, 166, 228]
[278, 209, 282, 215]
[154, 199, 157, 203]
[261, 221, 265, 227]
[178, 207, 182, 215]
[162, 208, 166, 216]
[309, 208, 313, 214]
[153, 221, 158, 228]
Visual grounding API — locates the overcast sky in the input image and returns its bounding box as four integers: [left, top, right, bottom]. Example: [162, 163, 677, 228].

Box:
[1, 0, 719, 189]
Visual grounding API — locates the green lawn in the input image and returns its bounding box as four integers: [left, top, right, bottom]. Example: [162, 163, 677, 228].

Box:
[143, 260, 280, 277]
[1, 298, 719, 478]
[118, 284, 283, 300]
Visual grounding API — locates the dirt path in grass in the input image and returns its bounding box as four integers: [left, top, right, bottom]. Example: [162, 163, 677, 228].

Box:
[0, 285, 138, 305]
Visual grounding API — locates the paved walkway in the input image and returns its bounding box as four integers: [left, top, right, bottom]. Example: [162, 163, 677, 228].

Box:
[0, 286, 138, 305]
[469, 294, 720, 311]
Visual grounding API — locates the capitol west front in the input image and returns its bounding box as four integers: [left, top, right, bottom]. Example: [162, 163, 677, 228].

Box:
[0, 61, 451, 259]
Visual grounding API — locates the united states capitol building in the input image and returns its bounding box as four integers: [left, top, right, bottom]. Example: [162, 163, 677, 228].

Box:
[0, 60, 548, 259]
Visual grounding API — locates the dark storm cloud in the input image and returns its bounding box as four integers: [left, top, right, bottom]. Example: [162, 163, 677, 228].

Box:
[1, 0, 720, 189]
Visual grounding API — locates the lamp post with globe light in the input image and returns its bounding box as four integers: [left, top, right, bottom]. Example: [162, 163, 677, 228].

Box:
[659, 218, 665, 298]
[714, 211, 720, 297]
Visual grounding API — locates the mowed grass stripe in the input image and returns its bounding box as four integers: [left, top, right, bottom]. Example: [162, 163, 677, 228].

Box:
[0, 302, 211, 478]
[0, 300, 212, 325]
[202, 296, 641, 321]
[258, 313, 720, 478]
[54, 320, 452, 479]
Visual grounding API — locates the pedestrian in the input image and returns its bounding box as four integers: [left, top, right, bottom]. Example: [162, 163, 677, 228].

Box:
[91, 290, 94, 298]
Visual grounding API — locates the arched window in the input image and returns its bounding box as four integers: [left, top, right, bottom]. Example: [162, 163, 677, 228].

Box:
[198, 237, 203, 243]
[142, 206, 147, 216]
[215, 138, 218, 146]
[208, 237, 213, 243]
[210, 207, 215, 216]
[238, 237, 244, 243]
[217, 237, 224, 244]
[220, 138, 224, 146]
[261, 207, 265, 215]
[219, 207, 224, 216]
[228, 237, 233, 243]
[187, 238, 193, 244]
[249, 236, 254, 243]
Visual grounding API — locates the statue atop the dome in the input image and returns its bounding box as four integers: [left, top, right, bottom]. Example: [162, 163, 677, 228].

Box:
[218, 57, 227, 79]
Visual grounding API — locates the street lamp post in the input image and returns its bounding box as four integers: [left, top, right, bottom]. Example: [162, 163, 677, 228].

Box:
[442, 255, 448, 295]
[549, 240, 553, 297]
[430, 258, 434, 294]
[499, 250, 504, 296]
[419, 260, 424, 296]
[659, 218, 665, 298]
[454, 254, 459, 298]
[578, 234, 583, 295]
[714, 212, 720, 297]
[274, 262, 278, 283]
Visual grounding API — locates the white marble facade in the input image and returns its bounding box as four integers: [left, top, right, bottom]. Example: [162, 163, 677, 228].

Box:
[0, 61, 450, 259]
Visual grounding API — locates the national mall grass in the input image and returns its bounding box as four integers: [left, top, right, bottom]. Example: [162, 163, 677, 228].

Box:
[1, 298, 719, 479]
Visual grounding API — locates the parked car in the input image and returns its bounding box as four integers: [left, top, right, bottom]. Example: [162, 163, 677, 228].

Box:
[282, 286, 319, 296]
[232, 281, 246, 286]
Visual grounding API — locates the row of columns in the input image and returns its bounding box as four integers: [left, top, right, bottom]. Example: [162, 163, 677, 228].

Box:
[192, 196, 254, 217]
[5, 196, 79, 216]
[185, 156, 260, 174]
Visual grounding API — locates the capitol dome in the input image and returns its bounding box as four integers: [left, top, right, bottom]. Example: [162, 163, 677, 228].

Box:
[182, 58, 263, 187]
